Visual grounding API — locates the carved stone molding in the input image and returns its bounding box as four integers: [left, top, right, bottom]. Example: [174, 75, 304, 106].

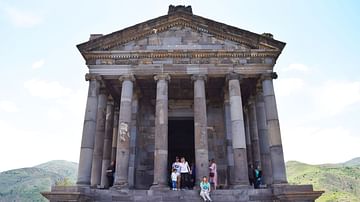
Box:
[84, 50, 280, 61]
[191, 74, 207, 81]
[226, 72, 244, 82]
[118, 74, 135, 82]
[85, 73, 102, 81]
[154, 73, 171, 82]
[260, 72, 278, 81]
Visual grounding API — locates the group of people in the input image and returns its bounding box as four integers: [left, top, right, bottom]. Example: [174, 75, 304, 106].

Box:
[170, 157, 217, 201]
[171, 156, 194, 190]
[248, 164, 262, 189]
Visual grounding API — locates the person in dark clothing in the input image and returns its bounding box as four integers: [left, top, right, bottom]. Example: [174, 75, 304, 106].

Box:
[106, 161, 116, 187]
[248, 164, 255, 186]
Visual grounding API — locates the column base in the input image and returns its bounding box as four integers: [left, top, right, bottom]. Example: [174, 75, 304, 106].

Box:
[111, 182, 130, 191]
[272, 184, 324, 201]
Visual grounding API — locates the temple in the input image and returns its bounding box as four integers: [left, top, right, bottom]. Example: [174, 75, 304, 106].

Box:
[42, 5, 323, 201]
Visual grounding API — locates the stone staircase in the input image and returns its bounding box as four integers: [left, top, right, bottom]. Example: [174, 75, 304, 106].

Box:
[93, 188, 274, 202]
[42, 185, 323, 202]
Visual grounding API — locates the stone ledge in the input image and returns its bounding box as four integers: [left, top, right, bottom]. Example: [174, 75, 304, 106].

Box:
[41, 191, 91, 202]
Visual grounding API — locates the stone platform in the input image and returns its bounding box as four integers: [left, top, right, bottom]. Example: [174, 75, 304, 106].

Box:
[42, 185, 323, 202]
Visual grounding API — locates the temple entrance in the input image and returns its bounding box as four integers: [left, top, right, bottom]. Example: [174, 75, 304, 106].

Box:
[168, 119, 195, 179]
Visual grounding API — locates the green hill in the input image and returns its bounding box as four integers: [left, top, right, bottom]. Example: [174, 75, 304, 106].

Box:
[286, 158, 360, 202]
[1, 158, 359, 201]
[0, 160, 77, 202]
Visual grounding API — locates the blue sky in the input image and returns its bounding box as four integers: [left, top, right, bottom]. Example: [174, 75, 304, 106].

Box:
[0, 0, 359, 171]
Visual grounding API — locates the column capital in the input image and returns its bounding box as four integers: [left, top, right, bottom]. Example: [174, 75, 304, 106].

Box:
[119, 74, 135, 82]
[226, 72, 244, 81]
[154, 73, 171, 82]
[260, 72, 278, 81]
[191, 74, 207, 81]
[85, 73, 102, 81]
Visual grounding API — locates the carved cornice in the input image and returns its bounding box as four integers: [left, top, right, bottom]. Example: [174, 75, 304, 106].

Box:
[83, 50, 280, 62]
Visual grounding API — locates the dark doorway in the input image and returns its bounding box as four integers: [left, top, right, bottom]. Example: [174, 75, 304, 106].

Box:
[168, 119, 195, 177]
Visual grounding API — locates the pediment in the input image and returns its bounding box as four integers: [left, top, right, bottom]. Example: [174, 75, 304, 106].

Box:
[110, 26, 252, 52]
[77, 9, 285, 54]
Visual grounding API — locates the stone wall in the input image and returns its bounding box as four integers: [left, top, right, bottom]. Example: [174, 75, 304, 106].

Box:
[207, 103, 227, 186]
[134, 98, 155, 189]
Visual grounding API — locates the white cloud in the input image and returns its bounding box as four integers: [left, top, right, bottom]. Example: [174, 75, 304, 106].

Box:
[0, 120, 80, 172]
[275, 78, 305, 96]
[315, 80, 360, 115]
[282, 126, 360, 164]
[4, 7, 42, 28]
[32, 59, 45, 69]
[24, 79, 72, 99]
[47, 108, 64, 121]
[282, 63, 309, 72]
[0, 100, 19, 112]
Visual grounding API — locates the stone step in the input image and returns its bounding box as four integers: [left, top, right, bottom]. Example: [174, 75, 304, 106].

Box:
[93, 189, 274, 202]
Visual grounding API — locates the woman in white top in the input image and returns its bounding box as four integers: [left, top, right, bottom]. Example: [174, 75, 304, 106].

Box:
[180, 157, 191, 189]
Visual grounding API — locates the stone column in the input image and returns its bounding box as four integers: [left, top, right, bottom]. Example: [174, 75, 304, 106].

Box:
[91, 85, 108, 187]
[248, 97, 261, 168]
[151, 74, 170, 189]
[261, 73, 287, 184]
[111, 105, 119, 162]
[77, 74, 100, 185]
[100, 97, 114, 188]
[243, 107, 253, 169]
[224, 89, 235, 186]
[227, 73, 249, 187]
[256, 84, 272, 185]
[128, 93, 139, 188]
[113, 75, 135, 189]
[192, 74, 209, 184]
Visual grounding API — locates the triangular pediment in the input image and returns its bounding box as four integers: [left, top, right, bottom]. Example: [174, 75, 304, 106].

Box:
[77, 7, 285, 54]
[109, 26, 253, 52]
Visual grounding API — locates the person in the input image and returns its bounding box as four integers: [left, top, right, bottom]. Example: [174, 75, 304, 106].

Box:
[248, 164, 255, 186]
[106, 161, 116, 187]
[172, 156, 181, 189]
[180, 157, 191, 189]
[171, 168, 178, 190]
[209, 158, 217, 190]
[200, 176, 212, 202]
[254, 165, 262, 189]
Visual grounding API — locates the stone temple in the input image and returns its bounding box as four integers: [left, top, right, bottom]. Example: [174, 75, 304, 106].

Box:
[42, 5, 323, 202]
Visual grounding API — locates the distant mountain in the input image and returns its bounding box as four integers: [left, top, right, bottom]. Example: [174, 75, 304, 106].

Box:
[1, 158, 359, 202]
[0, 160, 77, 202]
[343, 157, 360, 167]
[286, 159, 360, 202]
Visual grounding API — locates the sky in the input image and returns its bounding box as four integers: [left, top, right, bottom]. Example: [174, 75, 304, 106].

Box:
[0, 0, 359, 172]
